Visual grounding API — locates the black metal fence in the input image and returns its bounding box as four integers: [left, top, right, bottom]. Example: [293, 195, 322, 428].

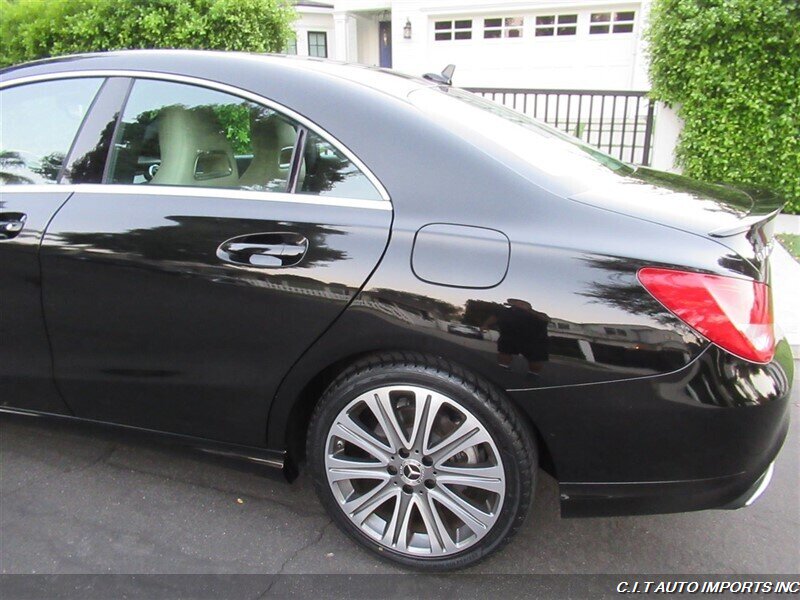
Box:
[464, 88, 655, 166]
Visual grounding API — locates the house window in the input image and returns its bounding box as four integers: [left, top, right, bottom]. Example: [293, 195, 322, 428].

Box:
[308, 31, 328, 57]
[483, 17, 524, 39]
[589, 11, 635, 34]
[434, 19, 473, 41]
[604, 327, 627, 336]
[283, 35, 297, 55]
[534, 14, 578, 37]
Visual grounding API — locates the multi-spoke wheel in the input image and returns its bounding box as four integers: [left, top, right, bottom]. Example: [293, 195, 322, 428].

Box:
[308, 354, 536, 570]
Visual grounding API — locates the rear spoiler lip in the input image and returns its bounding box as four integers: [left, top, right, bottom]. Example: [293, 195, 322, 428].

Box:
[709, 206, 783, 237]
[709, 184, 787, 238]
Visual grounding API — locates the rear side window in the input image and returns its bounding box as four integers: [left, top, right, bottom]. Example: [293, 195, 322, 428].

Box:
[299, 131, 382, 201]
[107, 79, 300, 192]
[0, 78, 103, 185]
[108, 78, 383, 200]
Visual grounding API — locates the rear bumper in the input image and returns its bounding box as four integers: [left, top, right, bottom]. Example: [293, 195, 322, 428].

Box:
[510, 339, 793, 518]
[723, 461, 775, 510]
[558, 423, 786, 518]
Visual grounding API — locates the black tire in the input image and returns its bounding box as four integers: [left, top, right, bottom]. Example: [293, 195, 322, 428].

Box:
[307, 352, 537, 571]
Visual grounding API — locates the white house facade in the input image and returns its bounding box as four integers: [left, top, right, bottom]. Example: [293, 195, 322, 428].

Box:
[288, 0, 680, 171]
[289, 0, 652, 89]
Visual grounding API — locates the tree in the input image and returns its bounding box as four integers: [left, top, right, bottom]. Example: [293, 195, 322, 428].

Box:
[646, 0, 800, 214]
[0, 0, 295, 68]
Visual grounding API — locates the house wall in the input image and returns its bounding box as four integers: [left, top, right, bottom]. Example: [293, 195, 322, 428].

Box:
[295, 1, 650, 90]
[293, 9, 336, 58]
[650, 102, 683, 173]
[388, 0, 649, 89]
[290, 1, 680, 170]
[356, 15, 380, 66]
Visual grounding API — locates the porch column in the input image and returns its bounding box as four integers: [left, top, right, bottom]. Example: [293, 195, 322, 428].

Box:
[333, 11, 358, 62]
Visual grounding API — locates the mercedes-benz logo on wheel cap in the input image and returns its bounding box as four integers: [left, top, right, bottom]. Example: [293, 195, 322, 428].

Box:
[403, 462, 422, 480]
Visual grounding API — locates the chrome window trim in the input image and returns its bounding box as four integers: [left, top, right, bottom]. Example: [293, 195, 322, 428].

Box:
[0, 70, 391, 204]
[0, 183, 392, 211]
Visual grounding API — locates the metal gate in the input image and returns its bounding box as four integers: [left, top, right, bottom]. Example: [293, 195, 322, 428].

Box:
[464, 88, 655, 166]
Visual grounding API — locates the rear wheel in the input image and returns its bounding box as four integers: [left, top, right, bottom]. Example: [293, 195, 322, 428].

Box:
[307, 353, 536, 570]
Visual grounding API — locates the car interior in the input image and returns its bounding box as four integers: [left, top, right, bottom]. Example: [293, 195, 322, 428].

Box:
[238, 110, 297, 191]
[102, 79, 378, 199]
[112, 103, 299, 192]
[150, 106, 240, 188]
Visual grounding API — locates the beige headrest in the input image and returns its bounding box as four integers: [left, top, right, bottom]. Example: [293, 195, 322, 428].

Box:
[239, 113, 297, 189]
[151, 106, 239, 188]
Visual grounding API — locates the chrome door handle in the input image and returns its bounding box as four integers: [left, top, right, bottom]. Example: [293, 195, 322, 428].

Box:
[281, 243, 307, 258]
[0, 213, 27, 240]
[217, 233, 308, 268]
[225, 242, 284, 255]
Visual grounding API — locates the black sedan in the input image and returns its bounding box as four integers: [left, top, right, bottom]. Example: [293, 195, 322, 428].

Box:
[0, 50, 792, 571]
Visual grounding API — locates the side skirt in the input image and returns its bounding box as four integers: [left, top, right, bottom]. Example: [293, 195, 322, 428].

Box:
[0, 406, 295, 481]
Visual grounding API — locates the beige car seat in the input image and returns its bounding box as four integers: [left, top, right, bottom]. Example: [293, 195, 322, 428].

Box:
[238, 113, 297, 190]
[151, 106, 239, 188]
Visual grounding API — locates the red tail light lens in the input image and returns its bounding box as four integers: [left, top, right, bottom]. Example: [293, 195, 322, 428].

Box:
[638, 267, 774, 363]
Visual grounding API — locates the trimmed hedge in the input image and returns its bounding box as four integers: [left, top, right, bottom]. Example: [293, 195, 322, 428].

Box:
[646, 0, 800, 214]
[0, 0, 295, 68]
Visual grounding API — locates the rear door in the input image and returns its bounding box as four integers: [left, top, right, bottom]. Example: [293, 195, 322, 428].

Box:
[40, 76, 392, 446]
[0, 76, 109, 414]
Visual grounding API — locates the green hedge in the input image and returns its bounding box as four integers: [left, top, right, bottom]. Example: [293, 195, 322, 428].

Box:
[0, 0, 295, 68]
[646, 0, 800, 214]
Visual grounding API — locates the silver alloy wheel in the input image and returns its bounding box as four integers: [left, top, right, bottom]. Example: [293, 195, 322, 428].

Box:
[324, 385, 505, 557]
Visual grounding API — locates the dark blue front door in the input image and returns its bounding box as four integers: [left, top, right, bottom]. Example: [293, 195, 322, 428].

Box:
[379, 21, 392, 68]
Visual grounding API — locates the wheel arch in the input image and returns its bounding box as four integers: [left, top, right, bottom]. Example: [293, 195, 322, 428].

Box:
[268, 344, 558, 482]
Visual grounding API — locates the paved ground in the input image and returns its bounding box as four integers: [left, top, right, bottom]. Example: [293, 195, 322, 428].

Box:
[1, 369, 798, 580]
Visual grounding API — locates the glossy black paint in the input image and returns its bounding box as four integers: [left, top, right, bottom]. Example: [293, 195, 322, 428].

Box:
[521, 340, 793, 516]
[0, 191, 71, 414]
[411, 224, 510, 288]
[40, 191, 390, 445]
[571, 167, 783, 281]
[0, 51, 793, 518]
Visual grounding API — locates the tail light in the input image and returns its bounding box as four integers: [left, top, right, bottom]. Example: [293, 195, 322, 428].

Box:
[637, 267, 774, 363]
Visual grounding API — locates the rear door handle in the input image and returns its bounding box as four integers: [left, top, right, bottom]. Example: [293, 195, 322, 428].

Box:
[0, 213, 27, 240]
[217, 232, 308, 268]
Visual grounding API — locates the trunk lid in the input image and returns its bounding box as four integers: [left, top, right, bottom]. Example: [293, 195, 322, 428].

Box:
[569, 168, 786, 280]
